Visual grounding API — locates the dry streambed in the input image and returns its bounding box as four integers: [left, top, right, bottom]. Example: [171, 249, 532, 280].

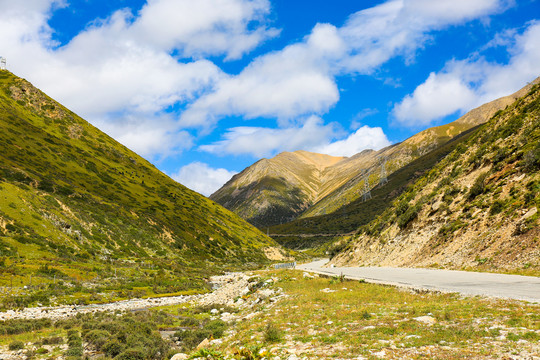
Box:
[0, 272, 282, 322]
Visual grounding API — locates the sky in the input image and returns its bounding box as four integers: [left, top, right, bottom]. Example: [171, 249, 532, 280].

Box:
[1, 0, 539, 196]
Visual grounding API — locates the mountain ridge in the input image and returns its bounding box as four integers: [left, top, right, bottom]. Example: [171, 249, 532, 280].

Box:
[211, 78, 539, 230]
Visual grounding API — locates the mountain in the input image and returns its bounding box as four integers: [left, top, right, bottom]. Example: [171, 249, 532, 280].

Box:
[0, 71, 286, 291]
[211, 80, 538, 231]
[330, 81, 540, 272]
[210, 151, 347, 227]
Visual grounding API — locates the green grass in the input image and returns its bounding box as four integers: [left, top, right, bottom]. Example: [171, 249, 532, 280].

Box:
[0, 70, 284, 304]
[1, 269, 537, 359]
[197, 270, 540, 359]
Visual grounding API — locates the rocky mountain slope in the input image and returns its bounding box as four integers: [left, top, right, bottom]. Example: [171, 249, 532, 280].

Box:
[212, 81, 537, 230]
[331, 82, 540, 272]
[0, 71, 284, 282]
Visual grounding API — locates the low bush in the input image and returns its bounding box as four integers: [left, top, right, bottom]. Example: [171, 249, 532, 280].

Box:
[264, 323, 282, 343]
[8, 340, 25, 350]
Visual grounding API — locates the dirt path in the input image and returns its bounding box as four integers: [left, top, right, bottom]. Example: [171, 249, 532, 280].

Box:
[298, 259, 540, 302]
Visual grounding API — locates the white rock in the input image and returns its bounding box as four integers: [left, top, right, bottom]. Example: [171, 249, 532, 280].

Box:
[413, 315, 436, 326]
[170, 353, 189, 360]
[210, 308, 219, 315]
[320, 288, 336, 293]
[196, 338, 210, 350]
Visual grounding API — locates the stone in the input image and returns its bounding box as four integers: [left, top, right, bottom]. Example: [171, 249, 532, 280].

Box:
[320, 288, 336, 293]
[413, 315, 436, 326]
[170, 353, 189, 360]
[210, 308, 219, 315]
[258, 289, 275, 298]
[196, 338, 210, 350]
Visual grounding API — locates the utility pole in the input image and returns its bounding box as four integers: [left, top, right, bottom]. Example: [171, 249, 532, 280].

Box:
[0, 57, 6, 71]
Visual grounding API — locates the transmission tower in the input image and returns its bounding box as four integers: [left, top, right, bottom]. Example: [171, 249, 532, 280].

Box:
[0, 57, 6, 71]
[362, 171, 372, 202]
[379, 156, 388, 186]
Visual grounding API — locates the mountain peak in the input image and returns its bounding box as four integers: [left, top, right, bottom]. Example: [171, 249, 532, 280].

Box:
[274, 150, 346, 169]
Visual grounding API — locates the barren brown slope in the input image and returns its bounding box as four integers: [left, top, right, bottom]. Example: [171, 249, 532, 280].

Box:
[331, 81, 540, 272]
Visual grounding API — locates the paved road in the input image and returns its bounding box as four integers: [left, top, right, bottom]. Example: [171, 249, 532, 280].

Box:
[297, 259, 540, 303]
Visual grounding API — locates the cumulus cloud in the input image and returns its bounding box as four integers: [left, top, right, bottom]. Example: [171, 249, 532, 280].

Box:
[200, 116, 335, 158]
[0, 0, 275, 158]
[93, 114, 193, 160]
[133, 0, 278, 60]
[393, 21, 540, 126]
[200, 117, 391, 158]
[171, 162, 237, 196]
[314, 126, 391, 157]
[181, 0, 508, 127]
[181, 23, 342, 128]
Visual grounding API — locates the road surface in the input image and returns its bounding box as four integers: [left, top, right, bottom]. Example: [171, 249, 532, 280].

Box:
[297, 259, 540, 303]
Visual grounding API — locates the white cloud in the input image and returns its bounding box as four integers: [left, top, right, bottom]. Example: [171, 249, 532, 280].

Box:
[181, 23, 342, 128]
[200, 117, 391, 158]
[181, 0, 509, 128]
[314, 126, 391, 157]
[200, 116, 336, 157]
[171, 162, 237, 196]
[93, 114, 193, 160]
[0, 0, 275, 158]
[393, 72, 478, 125]
[393, 21, 540, 126]
[133, 0, 278, 60]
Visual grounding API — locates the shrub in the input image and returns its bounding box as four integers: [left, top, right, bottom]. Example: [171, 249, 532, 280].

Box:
[103, 340, 125, 357]
[8, 340, 25, 350]
[116, 348, 146, 360]
[264, 323, 282, 343]
[83, 329, 110, 349]
[397, 204, 421, 229]
[468, 172, 488, 200]
[42, 336, 63, 345]
[205, 319, 227, 338]
[175, 328, 211, 350]
[489, 200, 505, 215]
[523, 144, 540, 171]
[361, 311, 372, 320]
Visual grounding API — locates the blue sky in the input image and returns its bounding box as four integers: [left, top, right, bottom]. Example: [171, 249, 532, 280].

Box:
[1, 0, 539, 195]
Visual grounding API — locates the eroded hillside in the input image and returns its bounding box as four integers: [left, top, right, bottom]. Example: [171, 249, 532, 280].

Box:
[331, 83, 540, 272]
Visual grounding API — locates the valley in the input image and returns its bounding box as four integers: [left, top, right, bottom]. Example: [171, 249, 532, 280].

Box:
[0, 45, 538, 360]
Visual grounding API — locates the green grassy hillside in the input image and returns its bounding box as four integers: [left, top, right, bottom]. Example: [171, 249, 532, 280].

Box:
[0, 71, 283, 307]
[331, 82, 540, 272]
